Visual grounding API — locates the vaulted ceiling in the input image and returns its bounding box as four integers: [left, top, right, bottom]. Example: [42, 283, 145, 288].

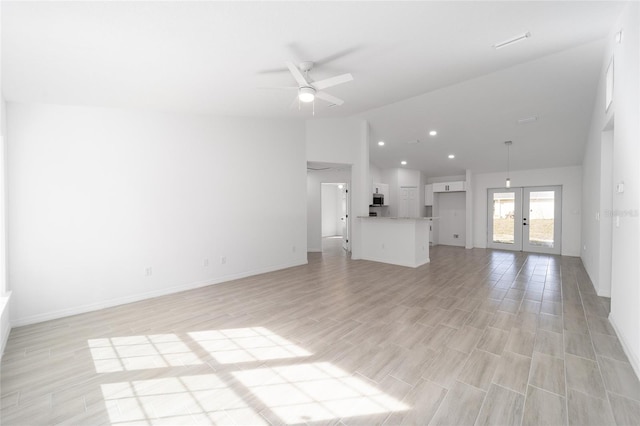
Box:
[2, 1, 626, 175]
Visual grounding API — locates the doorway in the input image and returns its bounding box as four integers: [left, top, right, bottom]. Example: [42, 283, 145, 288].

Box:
[321, 183, 350, 255]
[487, 186, 562, 255]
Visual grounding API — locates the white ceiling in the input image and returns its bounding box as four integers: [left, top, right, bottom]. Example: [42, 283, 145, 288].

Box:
[1, 1, 626, 176]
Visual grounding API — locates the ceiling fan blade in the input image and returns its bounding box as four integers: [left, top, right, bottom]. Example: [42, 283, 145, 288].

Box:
[315, 46, 362, 66]
[316, 91, 344, 106]
[256, 66, 289, 75]
[312, 73, 354, 90]
[256, 86, 298, 90]
[286, 61, 308, 86]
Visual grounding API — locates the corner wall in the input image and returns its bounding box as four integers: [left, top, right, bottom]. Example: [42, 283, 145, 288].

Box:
[581, 3, 640, 374]
[7, 102, 307, 326]
[0, 0, 11, 357]
[306, 118, 369, 259]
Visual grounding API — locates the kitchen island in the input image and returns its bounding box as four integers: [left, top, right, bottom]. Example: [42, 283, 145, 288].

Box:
[358, 216, 436, 268]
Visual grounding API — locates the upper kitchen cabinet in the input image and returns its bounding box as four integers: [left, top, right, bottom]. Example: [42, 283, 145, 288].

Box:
[425, 184, 434, 206]
[432, 181, 466, 193]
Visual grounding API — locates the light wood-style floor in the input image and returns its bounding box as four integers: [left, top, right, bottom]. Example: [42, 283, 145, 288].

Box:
[2, 245, 640, 425]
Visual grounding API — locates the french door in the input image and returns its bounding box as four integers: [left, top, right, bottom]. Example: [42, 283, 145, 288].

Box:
[487, 186, 562, 254]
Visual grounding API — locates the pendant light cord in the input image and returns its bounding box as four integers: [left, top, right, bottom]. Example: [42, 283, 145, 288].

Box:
[507, 143, 510, 180]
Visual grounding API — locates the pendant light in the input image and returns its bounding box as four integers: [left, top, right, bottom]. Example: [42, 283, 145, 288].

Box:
[505, 141, 513, 188]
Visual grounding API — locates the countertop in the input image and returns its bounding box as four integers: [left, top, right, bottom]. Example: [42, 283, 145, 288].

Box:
[357, 216, 438, 220]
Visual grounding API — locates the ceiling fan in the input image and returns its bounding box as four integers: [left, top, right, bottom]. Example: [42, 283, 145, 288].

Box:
[267, 61, 354, 112]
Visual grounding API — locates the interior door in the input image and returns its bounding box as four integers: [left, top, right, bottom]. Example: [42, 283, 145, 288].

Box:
[487, 188, 523, 250]
[341, 184, 350, 252]
[522, 186, 562, 254]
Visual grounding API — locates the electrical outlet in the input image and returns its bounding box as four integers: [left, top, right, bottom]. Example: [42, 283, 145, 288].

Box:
[145, 267, 152, 276]
[292, 245, 296, 253]
[203, 258, 209, 267]
[382, 243, 385, 249]
[453, 234, 459, 239]
[220, 256, 227, 265]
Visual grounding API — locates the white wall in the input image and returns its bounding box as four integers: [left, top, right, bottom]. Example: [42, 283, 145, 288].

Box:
[437, 192, 466, 247]
[0, 0, 11, 357]
[0, 97, 9, 357]
[7, 102, 307, 326]
[472, 166, 583, 256]
[321, 184, 343, 237]
[306, 118, 369, 259]
[369, 163, 382, 186]
[581, 3, 640, 375]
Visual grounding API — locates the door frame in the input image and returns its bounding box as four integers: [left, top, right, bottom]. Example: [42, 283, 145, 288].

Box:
[522, 186, 562, 255]
[342, 183, 351, 252]
[487, 188, 523, 251]
[487, 186, 562, 255]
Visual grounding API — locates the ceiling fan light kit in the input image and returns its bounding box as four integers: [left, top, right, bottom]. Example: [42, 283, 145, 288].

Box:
[298, 87, 316, 103]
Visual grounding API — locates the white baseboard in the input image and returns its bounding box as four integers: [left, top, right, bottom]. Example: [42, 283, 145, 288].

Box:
[609, 312, 640, 379]
[359, 256, 430, 268]
[11, 259, 308, 327]
[1, 291, 12, 360]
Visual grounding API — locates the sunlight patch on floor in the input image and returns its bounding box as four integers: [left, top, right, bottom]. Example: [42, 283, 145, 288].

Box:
[101, 374, 266, 425]
[233, 362, 409, 424]
[88, 334, 202, 373]
[189, 327, 311, 364]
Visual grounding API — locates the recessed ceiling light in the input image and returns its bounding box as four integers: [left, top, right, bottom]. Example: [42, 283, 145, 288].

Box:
[401, 161, 407, 165]
[517, 116, 538, 124]
[378, 141, 385, 146]
[429, 130, 437, 136]
[448, 154, 455, 159]
[493, 32, 531, 49]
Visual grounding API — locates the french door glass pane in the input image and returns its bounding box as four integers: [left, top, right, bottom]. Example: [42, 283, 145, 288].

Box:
[528, 191, 555, 248]
[492, 192, 515, 244]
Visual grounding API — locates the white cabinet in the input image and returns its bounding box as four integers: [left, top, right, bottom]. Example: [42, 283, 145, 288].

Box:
[372, 182, 389, 205]
[425, 184, 434, 206]
[432, 181, 466, 193]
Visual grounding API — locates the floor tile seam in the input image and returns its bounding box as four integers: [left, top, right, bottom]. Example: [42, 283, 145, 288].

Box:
[561, 289, 571, 426]
[605, 388, 640, 404]
[489, 376, 527, 397]
[471, 382, 492, 426]
[575, 282, 621, 415]
[520, 332, 538, 426]
[427, 380, 485, 426]
[532, 348, 565, 362]
[563, 349, 601, 365]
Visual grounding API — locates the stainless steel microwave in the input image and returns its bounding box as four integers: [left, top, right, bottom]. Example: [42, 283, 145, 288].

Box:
[372, 194, 384, 205]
